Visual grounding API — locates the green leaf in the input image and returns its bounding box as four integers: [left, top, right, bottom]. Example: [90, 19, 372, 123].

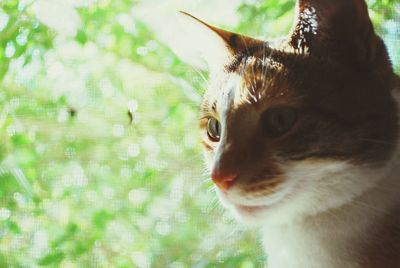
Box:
[92, 209, 113, 230]
[4, 220, 21, 234]
[37, 252, 65, 266]
[11, 133, 30, 146]
[76, 29, 88, 45]
[51, 223, 79, 248]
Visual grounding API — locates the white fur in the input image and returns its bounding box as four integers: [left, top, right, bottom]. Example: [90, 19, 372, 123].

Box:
[261, 156, 400, 268]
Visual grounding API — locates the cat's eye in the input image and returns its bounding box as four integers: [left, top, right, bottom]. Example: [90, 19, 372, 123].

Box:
[207, 118, 221, 142]
[261, 107, 297, 138]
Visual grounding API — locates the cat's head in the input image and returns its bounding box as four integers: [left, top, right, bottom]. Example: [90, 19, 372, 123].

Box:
[181, 0, 399, 225]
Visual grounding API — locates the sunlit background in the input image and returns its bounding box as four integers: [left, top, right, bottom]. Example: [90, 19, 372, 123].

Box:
[0, 0, 398, 267]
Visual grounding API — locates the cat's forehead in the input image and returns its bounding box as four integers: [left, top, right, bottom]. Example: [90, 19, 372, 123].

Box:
[203, 53, 302, 114]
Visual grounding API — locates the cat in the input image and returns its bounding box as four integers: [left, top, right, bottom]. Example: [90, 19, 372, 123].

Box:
[179, 0, 400, 267]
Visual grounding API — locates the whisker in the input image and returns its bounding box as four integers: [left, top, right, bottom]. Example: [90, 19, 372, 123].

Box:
[349, 200, 391, 215]
[357, 138, 398, 146]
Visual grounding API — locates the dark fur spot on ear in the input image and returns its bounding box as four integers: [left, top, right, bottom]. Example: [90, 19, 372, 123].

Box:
[229, 34, 238, 49]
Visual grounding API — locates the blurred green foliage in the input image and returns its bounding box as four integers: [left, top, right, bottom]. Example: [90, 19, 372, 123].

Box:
[0, 0, 398, 267]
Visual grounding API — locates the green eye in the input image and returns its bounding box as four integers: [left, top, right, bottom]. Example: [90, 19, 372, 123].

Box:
[207, 118, 221, 142]
[261, 108, 297, 138]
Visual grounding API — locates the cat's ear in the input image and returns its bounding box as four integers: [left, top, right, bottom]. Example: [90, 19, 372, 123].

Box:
[177, 11, 263, 72]
[288, 0, 385, 65]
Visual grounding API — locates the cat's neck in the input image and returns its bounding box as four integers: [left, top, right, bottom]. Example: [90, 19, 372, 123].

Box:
[261, 88, 400, 268]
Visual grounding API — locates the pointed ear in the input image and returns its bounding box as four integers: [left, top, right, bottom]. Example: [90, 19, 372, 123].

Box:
[177, 11, 264, 72]
[288, 0, 386, 65]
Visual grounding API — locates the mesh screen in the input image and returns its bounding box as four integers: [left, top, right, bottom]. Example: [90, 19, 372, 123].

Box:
[0, 1, 398, 267]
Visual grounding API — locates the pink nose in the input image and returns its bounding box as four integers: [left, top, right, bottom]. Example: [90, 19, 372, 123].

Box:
[211, 170, 238, 191]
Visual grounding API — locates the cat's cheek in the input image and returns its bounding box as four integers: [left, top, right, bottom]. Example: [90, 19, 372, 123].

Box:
[283, 161, 391, 217]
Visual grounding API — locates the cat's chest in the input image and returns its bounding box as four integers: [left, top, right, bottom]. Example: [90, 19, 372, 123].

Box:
[261, 224, 364, 268]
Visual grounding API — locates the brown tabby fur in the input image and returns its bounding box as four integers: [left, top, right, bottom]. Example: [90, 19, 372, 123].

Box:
[182, 0, 400, 267]
[198, 0, 398, 167]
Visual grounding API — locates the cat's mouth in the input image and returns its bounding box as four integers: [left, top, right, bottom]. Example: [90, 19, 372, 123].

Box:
[228, 200, 283, 222]
[216, 179, 298, 222]
[217, 190, 282, 219]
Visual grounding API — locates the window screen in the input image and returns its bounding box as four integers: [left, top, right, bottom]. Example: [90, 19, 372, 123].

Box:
[0, 0, 398, 267]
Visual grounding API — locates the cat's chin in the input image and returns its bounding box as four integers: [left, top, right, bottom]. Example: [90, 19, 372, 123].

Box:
[230, 203, 276, 225]
[216, 189, 293, 226]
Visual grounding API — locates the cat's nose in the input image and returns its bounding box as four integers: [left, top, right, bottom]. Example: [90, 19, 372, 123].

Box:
[211, 170, 238, 191]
